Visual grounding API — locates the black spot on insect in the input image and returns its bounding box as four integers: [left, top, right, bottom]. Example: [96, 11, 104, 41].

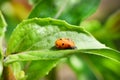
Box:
[62, 43, 64, 46]
[59, 38, 62, 40]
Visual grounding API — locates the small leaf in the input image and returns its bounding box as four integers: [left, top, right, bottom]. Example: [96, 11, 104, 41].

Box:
[82, 54, 120, 80]
[25, 60, 59, 80]
[29, 0, 100, 25]
[80, 20, 102, 33]
[0, 11, 7, 37]
[11, 62, 26, 80]
[0, 11, 7, 78]
[68, 55, 98, 80]
[104, 10, 120, 39]
[96, 10, 120, 41]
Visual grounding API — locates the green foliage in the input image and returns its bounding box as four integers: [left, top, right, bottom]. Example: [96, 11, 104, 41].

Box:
[0, 11, 7, 78]
[29, 0, 100, 25]
[4, 18, 120, 80]
[80, 20, 102, 33]
[5, 18, 105, 79]
[28, 0, 41, 5]
[0, 11, 7, 36]
[104, 10, 120, 39]
[0, 50, 3, 78]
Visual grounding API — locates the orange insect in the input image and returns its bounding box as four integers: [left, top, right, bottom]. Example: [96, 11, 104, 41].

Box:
[55, 38, 76, 49]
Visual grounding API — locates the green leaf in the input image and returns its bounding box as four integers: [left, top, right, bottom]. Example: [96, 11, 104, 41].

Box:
[68, 55, 98, 80]
[24, 60, 59, 80]
[81, 54, 120, 80]
[68, 53, 120, 80]
[4, 48, 120, 65]
[0, 11, 7, 78]
[0, 10, 7, 52]
[29, 0, 100, 25]
[6, 18, 105, 55]
[5, 18, 120, 80]
[95, 10, 120, 41]
[11, 62, 26, 80]
[104, 10, 120, 39]
[4, 14, 20, 42]
[0, 11, 7, 39]
[80, 20, 102, 33]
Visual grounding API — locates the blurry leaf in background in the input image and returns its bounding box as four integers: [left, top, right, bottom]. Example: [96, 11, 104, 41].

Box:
[104, 10, 120, 39]
[93, 10, 120, 50]
[0, 11, 7, 38]
[24, 60, 59, 80]
[0, 0, 32, 41]
[0, 0, 9, 5]
[84, 54, 120, 80]
[68, 55, 98, 80]
[0, 0, 32, 20]
[4, 15, 20, 42]
[79, 10, 120, 50]
[28, 0, 41, 5]
[29, 0, 100, 25]
[79, 19, 117, 49]
[0, 10, 7, 54]
[92, 10, 120, 41]
[68, 49, 120, 80]
[80, 20, 102, 33]
[11, 0, 32, 20]
[0, 11, 7, 78]
[103, 10, 120, 51]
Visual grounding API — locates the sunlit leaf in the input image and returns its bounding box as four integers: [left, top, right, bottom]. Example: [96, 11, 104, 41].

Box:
[6, 18, 105, 55]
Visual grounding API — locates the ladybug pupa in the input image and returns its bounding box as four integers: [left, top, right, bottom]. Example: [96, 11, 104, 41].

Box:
[55, 38, 77, 49]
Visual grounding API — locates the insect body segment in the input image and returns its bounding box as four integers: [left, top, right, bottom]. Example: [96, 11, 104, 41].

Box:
[55, 38, 76, 49]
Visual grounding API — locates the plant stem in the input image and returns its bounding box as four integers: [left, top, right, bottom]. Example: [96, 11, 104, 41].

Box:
[3, 66, 16, 80]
